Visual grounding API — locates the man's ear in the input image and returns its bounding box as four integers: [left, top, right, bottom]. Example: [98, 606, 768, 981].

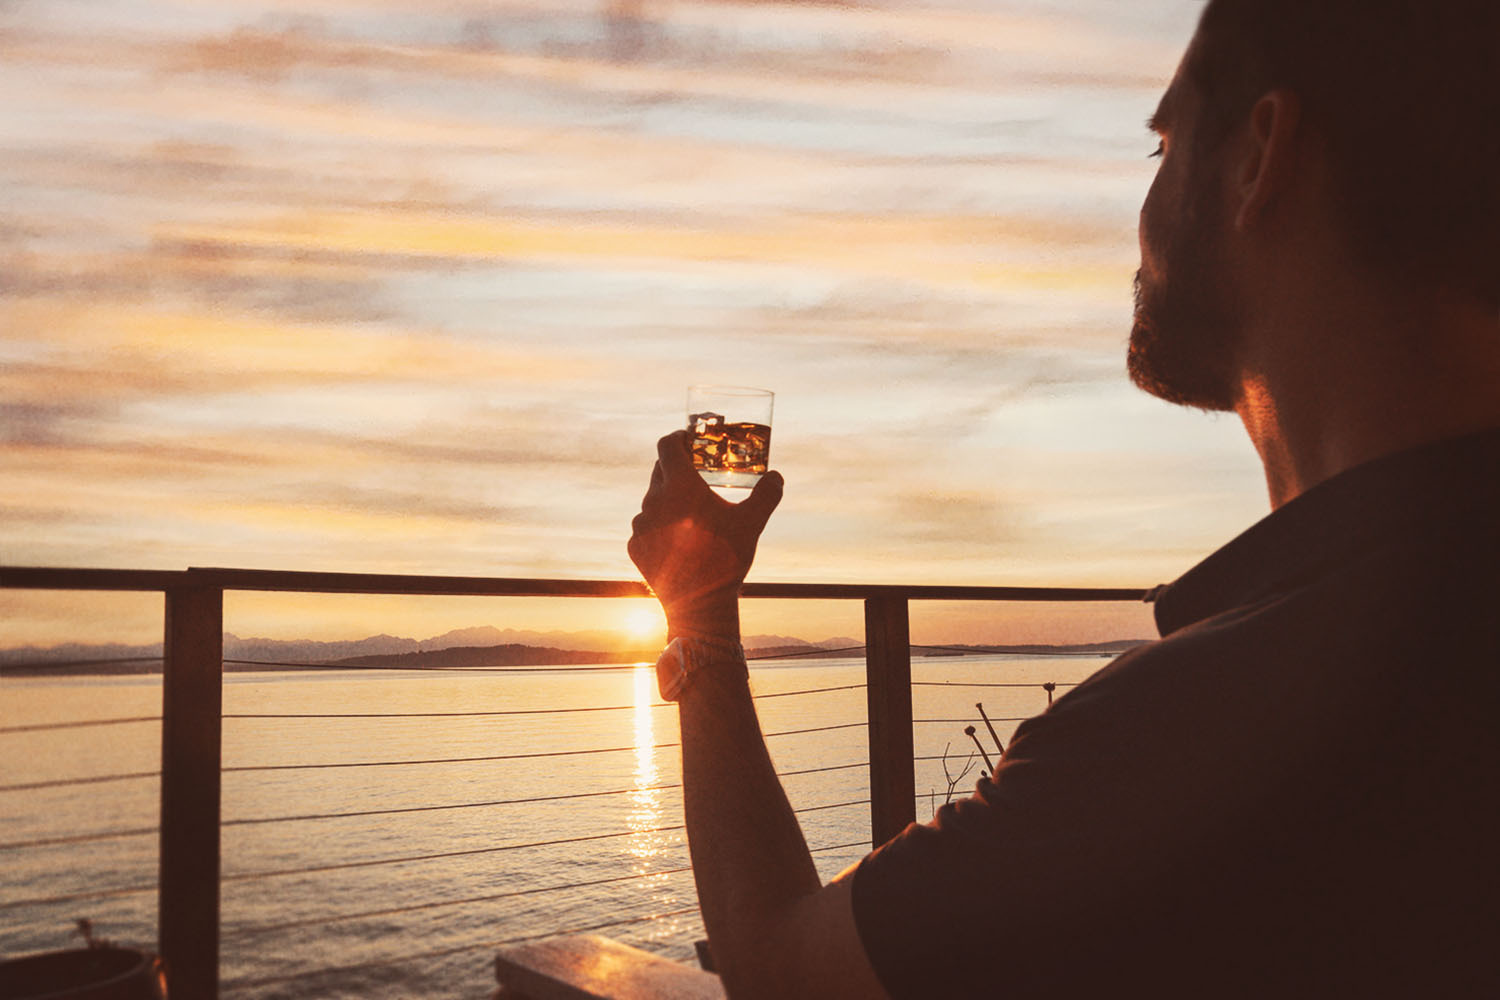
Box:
[1235, 89, 1302, 231]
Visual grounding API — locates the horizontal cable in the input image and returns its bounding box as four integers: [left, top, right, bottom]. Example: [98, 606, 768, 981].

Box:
[812, 840, 871, 854]
[0, 826, 156, 851]
[224, 864, 698, 939]
[222, 801, 865, 885]
[2, 647, 1105, 684]
[222, 683, 866, 720]
[224, 648, 1104, 675]
[223, 657, 639, 674]
[0, 771, 160, 793]
[219, 905, 705, 992]
[225, 704, 641, 720]
[750, 645, 866, 660]
[0, 654, 759, 677]
[0, 716, 160, 735]
[2, 759, 869, 848]
[0, 878, 157, 912]
[0, 837, 870, 916]
[0, 683, 863, 739]
[914, 754, 997, 765]
[3, 728, 867, 793]
[911, 681, 1080, 689]
[0, 654, 734, 677]
[914, 717, 1028, 724]
[222, 742, 683, 772]
[1, 788, 867, 859]
[767, 722, 864, 738]
[795, 799, 868, 814]
[225, 836, 874, 940]
[221, 782, 683, 827]
[780, 760, 867, 778]
[750, 682, 865, 699]
[0, 684, 862, 740]
[912, 643, 1124, 657]
[222, 760, 866, 827]
[220, 828, 686, 883]
[229, 656, 869, 674]
[6, 818, 690, 859]
[0, 656, 162, 672]
[9, 748, 852, 794]
[222, 722, 863, 773]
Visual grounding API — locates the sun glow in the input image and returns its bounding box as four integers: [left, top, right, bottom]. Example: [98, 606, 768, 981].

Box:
[622, 602, 667, 645]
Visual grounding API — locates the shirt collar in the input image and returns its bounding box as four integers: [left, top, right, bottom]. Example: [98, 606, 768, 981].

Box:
[1153, 427, 1500, 637]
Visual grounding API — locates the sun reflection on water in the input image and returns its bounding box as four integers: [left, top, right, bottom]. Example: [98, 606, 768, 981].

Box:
[627, 665, 664, 865]
[624, 664, 688, 944]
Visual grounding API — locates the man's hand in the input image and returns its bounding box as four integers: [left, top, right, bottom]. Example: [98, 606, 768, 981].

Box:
[628, 430, 783, 639]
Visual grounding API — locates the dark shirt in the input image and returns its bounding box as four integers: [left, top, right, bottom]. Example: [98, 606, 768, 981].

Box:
[851, 429, 1500, 998]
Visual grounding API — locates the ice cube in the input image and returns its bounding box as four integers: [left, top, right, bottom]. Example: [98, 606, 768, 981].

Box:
[689, 411, 725, 436]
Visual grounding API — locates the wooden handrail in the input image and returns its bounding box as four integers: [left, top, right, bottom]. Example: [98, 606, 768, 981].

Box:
[0, 566, 190, 591]
[2, 565, 1148, 602]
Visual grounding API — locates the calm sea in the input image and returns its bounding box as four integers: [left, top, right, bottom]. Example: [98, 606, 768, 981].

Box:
[2, 653, 1111, 997]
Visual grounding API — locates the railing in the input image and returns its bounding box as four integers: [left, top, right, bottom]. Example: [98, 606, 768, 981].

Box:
[0, 565, 1146, 999]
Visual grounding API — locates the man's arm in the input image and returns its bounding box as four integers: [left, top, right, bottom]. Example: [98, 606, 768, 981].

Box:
[629, 432, 891, 1000]
[677, 645, 890, 1000]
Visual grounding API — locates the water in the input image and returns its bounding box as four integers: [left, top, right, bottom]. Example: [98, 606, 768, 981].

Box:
[2, 653, 1111, 997]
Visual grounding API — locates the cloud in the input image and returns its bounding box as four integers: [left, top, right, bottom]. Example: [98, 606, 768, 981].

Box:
[0, 401, 106, 445]
[0, 0, 1253, 647]
[150, 206, 1134, 306]
[880, 488, 1022, 548]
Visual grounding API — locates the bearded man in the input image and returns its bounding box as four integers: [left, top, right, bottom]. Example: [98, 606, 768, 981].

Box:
[628, 1, 1499, 996]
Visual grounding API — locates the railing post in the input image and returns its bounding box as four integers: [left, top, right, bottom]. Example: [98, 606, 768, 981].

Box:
[864, 596, 915, 848]
[161, 584, 223, 1000]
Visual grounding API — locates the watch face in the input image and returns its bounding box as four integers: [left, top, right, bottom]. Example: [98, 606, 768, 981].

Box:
[654, 637, 744, 701]
[656, 639, 689, 701]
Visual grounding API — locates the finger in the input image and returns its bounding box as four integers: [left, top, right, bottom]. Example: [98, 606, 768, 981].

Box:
[626, 531, 651, 576]
[656, 430, 696, 484]
[740, 470, 784, 534]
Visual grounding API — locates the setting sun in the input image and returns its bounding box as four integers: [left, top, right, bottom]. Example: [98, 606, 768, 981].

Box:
[623, 602, 668, 644]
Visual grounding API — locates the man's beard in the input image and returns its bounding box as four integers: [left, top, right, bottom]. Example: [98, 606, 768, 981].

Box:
[1127, 189, 1241, 412]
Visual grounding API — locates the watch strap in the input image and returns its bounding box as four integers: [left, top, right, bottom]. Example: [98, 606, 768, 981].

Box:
[655, 635, 747, 702]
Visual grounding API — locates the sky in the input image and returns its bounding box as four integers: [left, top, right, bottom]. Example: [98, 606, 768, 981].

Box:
[1, 0, 1271, 648]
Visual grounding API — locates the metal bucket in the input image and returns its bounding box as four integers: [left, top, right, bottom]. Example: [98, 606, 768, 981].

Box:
[0, 947, 166, 1000]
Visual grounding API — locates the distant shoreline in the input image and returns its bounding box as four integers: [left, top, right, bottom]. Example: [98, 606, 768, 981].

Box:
[0, 639, 1148, 677]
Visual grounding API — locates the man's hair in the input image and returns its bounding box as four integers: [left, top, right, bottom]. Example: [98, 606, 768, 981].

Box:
[1187, 0, 1498, 307]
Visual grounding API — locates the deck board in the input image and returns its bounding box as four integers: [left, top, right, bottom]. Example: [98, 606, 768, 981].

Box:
[494, 935, 725, 1000]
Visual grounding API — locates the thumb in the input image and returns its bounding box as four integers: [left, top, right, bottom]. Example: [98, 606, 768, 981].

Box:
[740, 471, 784, 534]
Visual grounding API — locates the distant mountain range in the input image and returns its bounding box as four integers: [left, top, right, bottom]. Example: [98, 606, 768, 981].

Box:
[0, 628, 1146, 675]
[0, 627, 864, 675]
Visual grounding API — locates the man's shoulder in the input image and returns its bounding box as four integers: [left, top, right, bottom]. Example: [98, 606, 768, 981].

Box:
[1154, 427, 1500, 639]
[1137, 486, 1499, 679]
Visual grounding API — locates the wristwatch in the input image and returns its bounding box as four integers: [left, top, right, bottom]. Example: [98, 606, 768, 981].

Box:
[654, 635, 747, 701]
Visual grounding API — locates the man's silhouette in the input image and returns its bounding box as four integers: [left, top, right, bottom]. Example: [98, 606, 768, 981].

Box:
[628, 1, 1499, 996]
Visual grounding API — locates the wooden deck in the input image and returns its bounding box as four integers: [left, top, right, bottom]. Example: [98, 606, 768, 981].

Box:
[493, 935, 725, 1000]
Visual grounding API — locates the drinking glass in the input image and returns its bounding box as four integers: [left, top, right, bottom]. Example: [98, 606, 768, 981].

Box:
[685, 385, 774, 489]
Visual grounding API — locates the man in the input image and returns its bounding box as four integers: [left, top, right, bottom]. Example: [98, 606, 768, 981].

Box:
[627, 1, 1499, 996]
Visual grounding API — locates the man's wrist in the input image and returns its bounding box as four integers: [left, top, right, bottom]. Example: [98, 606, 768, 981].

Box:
[655, 633, 748, 701]
[666, 605, 741, 645]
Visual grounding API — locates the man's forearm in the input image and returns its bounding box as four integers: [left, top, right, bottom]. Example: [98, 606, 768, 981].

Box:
[679, 657, 821, 996]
